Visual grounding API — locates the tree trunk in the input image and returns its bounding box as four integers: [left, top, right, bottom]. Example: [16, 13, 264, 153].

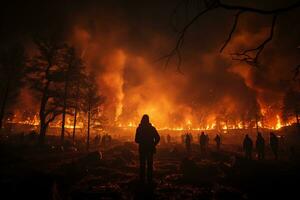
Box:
[72, 107, 77, 143]
[39, 122, 47, 144]
[72, 84, 80, 144]
[61, 76, 70, 143]
[296, 112, 300, 134]
[39, 81, 50, 145]
[0, 79, 10, 130]
[61, 106, 66, 143]
[87, 103, 91, 151]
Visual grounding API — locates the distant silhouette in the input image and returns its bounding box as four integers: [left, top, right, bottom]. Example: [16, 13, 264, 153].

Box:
[199, 132, 206, 153]
[256, 132, 265, 160]
[185, 133, 191, 153]
[270, 132, 279, 160]
[243, 134, 253, 160]
[135, 114, 160, 183]
[167, 134, 171, 144]
[214, 134, 221, 150]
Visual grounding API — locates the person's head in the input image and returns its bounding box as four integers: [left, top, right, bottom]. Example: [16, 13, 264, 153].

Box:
[245, 134, 249, 138]
[201, 132, 204, 135]
[140, 114, 150, 125]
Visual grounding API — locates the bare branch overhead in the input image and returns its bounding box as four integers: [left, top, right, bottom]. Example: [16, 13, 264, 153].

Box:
[164, 0, 300, 69]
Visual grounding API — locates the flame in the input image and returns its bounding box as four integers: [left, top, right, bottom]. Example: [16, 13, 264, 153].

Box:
[275, 115, 282, 130]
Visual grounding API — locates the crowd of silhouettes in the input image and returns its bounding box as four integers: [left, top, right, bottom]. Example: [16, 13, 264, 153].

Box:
[133, 114, 296, 184]
[242, 132, 285, 160]
[93, 133, 112, 147]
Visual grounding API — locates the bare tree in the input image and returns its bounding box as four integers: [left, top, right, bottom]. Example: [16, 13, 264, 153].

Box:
[26, 37, 66, 144]
[60, 46, 86, 144]
[164, 0, 300, 68]
[83, 73, 105, 150]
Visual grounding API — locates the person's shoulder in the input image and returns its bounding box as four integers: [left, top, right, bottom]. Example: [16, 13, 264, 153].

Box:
[150, 124, 156, 129]
[136, 125, 142, 131]
[150, 124, 158, 131]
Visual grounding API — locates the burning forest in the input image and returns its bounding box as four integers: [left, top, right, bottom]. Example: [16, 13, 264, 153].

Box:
[1, 0, 300, 200]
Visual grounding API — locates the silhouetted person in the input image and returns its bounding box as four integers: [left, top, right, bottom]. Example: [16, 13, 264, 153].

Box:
[135, 114, 160, 183]
[167, 134, 171, 144]
[256, 132, 265, 160]
[200, 132, 206, 153]
[243, 134, 253, 160]
[214, 134, 221, 150]
[270, 132, 279, 160]
[185, 133, 191, 153]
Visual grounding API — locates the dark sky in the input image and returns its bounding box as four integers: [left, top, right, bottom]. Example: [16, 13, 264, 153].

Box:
[2, 0, 300, 127]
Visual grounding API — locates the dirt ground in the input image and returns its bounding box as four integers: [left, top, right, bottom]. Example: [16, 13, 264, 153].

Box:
[0, 133, 299, 200]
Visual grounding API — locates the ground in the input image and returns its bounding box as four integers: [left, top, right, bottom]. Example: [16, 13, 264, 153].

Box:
[0, 133, 299, 200]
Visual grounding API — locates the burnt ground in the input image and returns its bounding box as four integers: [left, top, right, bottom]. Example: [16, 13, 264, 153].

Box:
[0, 135, 299, 200]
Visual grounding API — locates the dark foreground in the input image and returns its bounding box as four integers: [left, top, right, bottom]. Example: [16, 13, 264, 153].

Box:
[0, 137, 299, 200]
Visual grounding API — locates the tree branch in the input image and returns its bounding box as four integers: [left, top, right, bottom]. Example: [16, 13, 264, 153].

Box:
[231, 14, 277, 66]
[164, 0, 300, 68]
[220, 10, 244, 52]
[218, 0, 300, 15]
[161, 1, 219, 72]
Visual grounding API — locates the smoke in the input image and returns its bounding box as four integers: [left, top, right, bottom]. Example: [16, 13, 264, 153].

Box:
[51, 1, 300, 128]
[7, 0, 300, 128]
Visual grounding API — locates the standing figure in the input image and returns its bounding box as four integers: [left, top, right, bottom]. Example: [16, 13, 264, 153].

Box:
[135, 114, 160, 183]
[214, 134, 221, 150]
[255, 132, 265, 160]
[270, 132, 279, 160]
[200, 132, 206, 153]
[167, 134, 171, 144]
[185, 133, 191, 153]
[243, 134, 253, 160]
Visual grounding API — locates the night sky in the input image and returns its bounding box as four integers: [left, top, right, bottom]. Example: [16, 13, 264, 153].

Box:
[1, 0, 300, 127]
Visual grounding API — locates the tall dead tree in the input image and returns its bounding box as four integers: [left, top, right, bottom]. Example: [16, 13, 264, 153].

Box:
[60, 47, 86, 143]
[27, 37, 66, 144]
[83, 73, 105, 151]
